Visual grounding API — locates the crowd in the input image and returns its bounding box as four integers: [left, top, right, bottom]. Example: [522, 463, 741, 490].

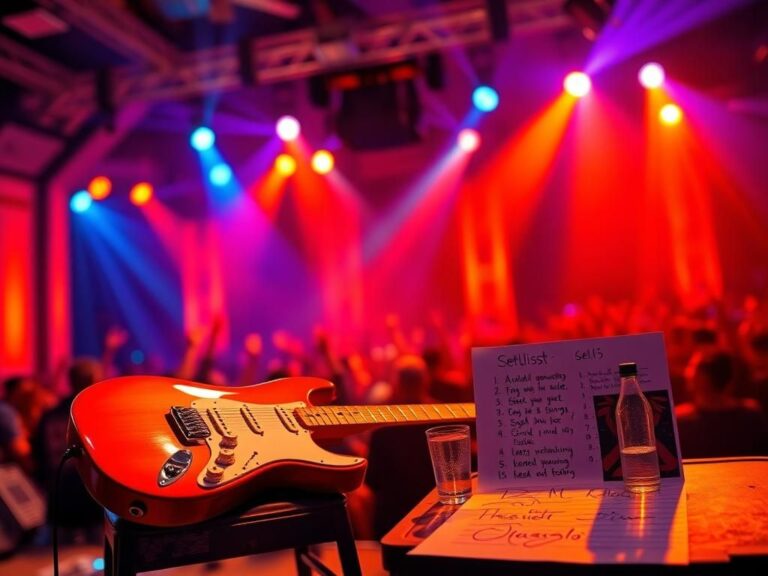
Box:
[2, 292, 768, 543]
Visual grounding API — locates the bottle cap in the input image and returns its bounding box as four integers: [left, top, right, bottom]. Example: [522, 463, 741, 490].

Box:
[619, 362, 638, 377]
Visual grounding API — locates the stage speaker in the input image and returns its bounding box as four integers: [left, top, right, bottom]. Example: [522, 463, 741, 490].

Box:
[0, 464, 46, 558]
[335, 79, 421, 149]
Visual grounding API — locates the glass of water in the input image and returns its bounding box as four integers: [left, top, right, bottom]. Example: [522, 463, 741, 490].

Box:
[425, 424, 472, 505]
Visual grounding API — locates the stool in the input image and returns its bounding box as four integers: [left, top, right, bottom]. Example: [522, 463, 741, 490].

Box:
[102, 490, 362, 576]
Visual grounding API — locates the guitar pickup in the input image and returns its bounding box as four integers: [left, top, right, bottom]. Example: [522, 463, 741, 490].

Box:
[275, 406, 299, 434]
[241, 405, 264, 435]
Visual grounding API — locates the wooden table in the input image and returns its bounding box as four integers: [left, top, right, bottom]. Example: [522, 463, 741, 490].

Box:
[381, 457, 768, 574]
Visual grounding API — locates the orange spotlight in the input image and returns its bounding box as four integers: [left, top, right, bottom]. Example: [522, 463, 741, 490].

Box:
[457, 128, 481, 152]
[274, 153, 297, 176]
[130, 182, 153, 205]
[659, 103, 683, 125]
[88, 175, 112, 200]
[311, 150, 334, 174]
[563, 71, 591, 98]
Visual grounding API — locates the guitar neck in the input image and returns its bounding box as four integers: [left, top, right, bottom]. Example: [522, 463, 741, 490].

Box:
[295, 403, 476, 438]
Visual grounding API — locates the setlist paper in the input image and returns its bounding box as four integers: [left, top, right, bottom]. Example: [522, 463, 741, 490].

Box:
[472, 333, 683, 492]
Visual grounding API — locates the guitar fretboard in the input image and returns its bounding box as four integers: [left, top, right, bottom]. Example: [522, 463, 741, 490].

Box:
[295, 403, 475, 429]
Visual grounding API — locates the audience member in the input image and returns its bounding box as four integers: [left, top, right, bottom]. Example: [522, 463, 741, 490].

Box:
[675, 349, 768, 458]
[32, 358, 105, 539]
[0, 381, 33, 473]
[746, 330, 768, 416]
[364, 354, 438, 538]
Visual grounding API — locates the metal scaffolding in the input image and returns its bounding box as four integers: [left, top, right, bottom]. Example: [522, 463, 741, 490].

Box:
[2, 0, 573, 135]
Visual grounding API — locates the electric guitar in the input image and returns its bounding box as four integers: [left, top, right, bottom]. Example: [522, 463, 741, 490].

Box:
[68, 375, 475, 527]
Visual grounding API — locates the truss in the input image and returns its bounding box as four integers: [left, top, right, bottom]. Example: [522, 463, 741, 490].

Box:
[0, 33, 72, 94]
[36, 0, 180, 69]
[8, 0, 573, 134]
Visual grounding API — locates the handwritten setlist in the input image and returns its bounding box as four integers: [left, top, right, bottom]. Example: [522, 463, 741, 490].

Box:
[476, 332, 683, 491]
[411, 484, 689, 564]
[410, 333, 688, 565]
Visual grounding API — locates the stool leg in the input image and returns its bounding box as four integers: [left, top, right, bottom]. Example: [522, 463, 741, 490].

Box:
[334, 505, 362, 576]
[103, 534, 114, 576]
[294, 546, 312, 576]
[109, 524, 137, 576]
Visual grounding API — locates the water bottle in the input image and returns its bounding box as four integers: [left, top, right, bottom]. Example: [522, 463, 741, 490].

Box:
[615, 362, 660, 493]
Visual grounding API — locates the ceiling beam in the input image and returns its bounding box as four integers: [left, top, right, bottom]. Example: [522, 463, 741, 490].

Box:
[36, 0, 181, 69]
[252, 0, 571, 83]
[111, 0, 572, 101]
[17, 0, 573, 129]
[0, 33, 72, 93]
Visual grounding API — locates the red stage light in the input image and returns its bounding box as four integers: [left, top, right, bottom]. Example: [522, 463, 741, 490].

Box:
[659, 103, 682, 125]
[457, 128, 481, 152]
[88, 176, 112, 200]
[274, 153, 297, 176]
[130, 182, 153, 205]
[638, 63, 665, 89]
[563, 71, 591, 97]
[276, 116, 301, 142]
[311, 150, 334, 174]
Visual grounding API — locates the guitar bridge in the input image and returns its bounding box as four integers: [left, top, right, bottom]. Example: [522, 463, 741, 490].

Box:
[170, 406, 211, 443]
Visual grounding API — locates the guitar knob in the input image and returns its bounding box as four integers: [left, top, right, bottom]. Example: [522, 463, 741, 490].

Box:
[220, 433, 238, 448]
[215, 448, 236, 466]
[205, 465, 224, 484]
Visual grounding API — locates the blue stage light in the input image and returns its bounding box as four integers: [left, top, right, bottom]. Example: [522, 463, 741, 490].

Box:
[209, 163, 233, 186]
[70, 190, 93, 213]
[92, 557, 105, 571]
[472, 85, 499, 112]
[190, 126, 215, 151]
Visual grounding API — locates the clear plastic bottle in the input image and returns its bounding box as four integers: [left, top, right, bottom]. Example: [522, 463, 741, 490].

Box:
[615, 362, 660, 493]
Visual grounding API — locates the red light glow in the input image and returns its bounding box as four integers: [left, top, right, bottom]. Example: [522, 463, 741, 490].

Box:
[638, 63, 665, 89]
[457, 129, 481, 152]
[130, 182, 153, 205]
[88, 176, 112, 200]
[311, 150, 334, 174]
[276, 116, 301, 142]
[660, 103, 683, 125]
[564, 72, 591, 98]
[274, 153, 297, 176]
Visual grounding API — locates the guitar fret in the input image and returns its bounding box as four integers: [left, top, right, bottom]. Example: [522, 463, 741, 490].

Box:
[365, 406, 378, 423]
[378, 406, 390, 423]
[395, 405, 408, 421]
[348, 406, 364, 424]
[385, 405, 399, 423]
[298, 402, 476, 430]
[323, 407, 340, 425]
[301, 409, 313, 426]
[319, 408, 334, 426]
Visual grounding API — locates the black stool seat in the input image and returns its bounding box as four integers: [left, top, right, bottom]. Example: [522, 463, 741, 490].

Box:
[103, 490, 362, 576]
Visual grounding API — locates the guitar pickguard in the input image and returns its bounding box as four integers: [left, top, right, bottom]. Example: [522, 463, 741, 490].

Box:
[191, 398, 362, 489]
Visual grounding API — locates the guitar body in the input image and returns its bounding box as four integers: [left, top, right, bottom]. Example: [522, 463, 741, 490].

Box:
[68, 375, 366, 527]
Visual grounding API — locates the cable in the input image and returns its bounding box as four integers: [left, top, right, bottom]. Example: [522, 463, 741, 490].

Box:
[51, 446, 83, 576]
